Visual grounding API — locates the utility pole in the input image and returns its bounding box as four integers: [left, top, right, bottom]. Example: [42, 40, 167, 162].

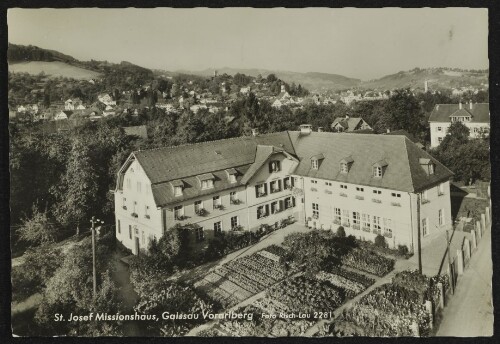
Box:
[90, 216, 104, 299]
[446, 229, 455, 294]
[416, 193, 422, 274]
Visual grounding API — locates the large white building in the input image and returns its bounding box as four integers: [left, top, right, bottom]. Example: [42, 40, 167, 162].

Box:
[429, 102, 490, 148]
[114, 126, 453, 255]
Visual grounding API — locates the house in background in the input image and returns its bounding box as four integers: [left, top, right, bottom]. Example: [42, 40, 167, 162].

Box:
[331, 116, 372, 133]
[54, 110, 73, 121]
[428, 102, 489, 148]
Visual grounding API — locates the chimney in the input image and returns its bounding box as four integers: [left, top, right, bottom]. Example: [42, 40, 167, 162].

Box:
[299, 124, 313, 135]
[469, 100, 473, 110]
[317, 127, 324, 132]
[251, 128, 259, 136]
[459, 101, 462, 110]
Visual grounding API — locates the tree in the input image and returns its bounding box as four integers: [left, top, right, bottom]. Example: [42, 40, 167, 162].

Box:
[266, 73, 278, 83]
[52, 139, 99, 234]
[18, 204, 58, 245]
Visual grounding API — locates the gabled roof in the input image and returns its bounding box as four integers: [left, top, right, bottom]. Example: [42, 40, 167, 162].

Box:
[290, 132, 453, 193]
[331, 117, 369, 132]
[429, 103, 489, 123]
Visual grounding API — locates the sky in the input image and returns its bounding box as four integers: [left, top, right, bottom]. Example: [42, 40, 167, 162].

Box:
[8, 7, 489, 80]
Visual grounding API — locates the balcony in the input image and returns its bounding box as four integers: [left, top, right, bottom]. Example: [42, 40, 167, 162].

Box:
[355, 195, 364, 200]
[372, 198, 382, 204]
[391, 202, 401, 207]
[340, 192, 348, 197]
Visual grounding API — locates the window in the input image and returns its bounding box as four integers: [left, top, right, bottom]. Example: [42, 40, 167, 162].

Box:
[437, 126, 442, 132]
[133, 201, 137, 212]
[257, 205, 268, 219]
[270, 179, 282, 193]
[352, 211, 360, 225]
[117, 220, 121, 234]
[342, 209, 350, 226]
[373, 190, 382, 194]
[439, 209, 444, 226]
[214, 221, 222, 236]
[174, 205, 184, 219]
[373, 166, 382, 178]
[383, 218, 392, 236]
[312, 159, 319, 169]
[231, 216, 239, 229]
[230, 191, 238, 203]
[272, 201, 283, 214]
[422, 190, 429, 203]
[391, 192, 401, 198]
[284, 176, 294, 189]
[195, 227, 205, 241]
[122, 197, 127, 209]
[142, 230, 145, 245]
[438, 183, 445, 195]
[373, 216, 382, 231]
[194, 200, 203, 212]
[201, 179, 214, 189]
[422, 218, 428, 236]
[285, 197, 295, 209]
[429, 164, 434, 175]
[334, 208, 341, 224]
[137, 181, 142, 193]
[340, 162, 348, 174]
[438, 137, 443, 143]
[213, 196, 221, 208]
[229, 174, 237, 183]
[255, 183, 267, 197]
[362, 213, 371, 230]
[356, 187, 364, 192]
[174, 186, 183, 196]
[144, 205, 149, 217]
[312, 203, 319, 219]
[269, 160, 281, 173]
[325, 182, 332, 186]
[311, 180, 318, 184]
[129, 225, 132, 239]
[340, 184, 348, 189]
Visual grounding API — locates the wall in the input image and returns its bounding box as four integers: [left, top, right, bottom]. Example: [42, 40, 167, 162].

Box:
[419, 181, 453, 246]
[430, 122, 490, 148]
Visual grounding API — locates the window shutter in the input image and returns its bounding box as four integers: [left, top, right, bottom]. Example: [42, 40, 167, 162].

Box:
[278, 179, 282, 190]
[265, 204, 269, 214]
[255, 185, 259, 197]
[264, 183, 268, 194]
[279, 200, 284, 210]
[291, 177, 295, 187]
[292, 197, 296, 207]
[269, 162, 273, 173]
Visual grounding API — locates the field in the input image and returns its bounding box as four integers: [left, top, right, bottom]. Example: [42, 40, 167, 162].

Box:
[9, 61, 101, 80]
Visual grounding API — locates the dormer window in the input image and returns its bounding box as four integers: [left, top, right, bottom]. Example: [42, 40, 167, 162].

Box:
[419, 158, 435, 176]
[225, 168, 238, 183]
[269, 160, 281, 173]
[197, 173, 215, 190]
[372, 160, 388, 178]
[339, 156, 354, 174]
[171, 180, 184, 196]
[311, 153, 324, 170]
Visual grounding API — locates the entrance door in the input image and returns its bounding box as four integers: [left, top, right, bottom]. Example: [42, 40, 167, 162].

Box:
[135, 237, 140, 255]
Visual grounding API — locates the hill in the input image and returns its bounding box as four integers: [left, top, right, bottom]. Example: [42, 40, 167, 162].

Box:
[176, 67, 361, 92]
[9, 61, 101, 80]
[361, 67, 488, 91]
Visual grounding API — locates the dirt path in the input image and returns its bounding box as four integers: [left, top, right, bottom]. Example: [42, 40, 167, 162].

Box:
[110, 250, 142, 336]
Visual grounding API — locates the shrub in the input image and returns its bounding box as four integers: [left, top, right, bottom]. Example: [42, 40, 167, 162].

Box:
[397, 244, 409, 257]
[205, 236, 227, 261]
[374, 234, 387, 248]
[337, 226, 346, 238]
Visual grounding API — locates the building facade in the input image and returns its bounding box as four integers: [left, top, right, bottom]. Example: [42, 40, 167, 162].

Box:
[429, 102, 490, 148]
[114, 128, 453, 255]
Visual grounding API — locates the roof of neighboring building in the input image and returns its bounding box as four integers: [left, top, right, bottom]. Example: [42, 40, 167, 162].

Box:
[331, 117, 371, 132]
[123, 125, 148, 139]
[124, 130, 452, 207]
[429, 103, 489, 123]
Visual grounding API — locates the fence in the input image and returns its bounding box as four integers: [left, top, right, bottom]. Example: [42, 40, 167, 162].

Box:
[423, 204, 491, 334]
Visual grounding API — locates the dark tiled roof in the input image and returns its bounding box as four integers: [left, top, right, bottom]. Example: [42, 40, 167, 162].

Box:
[290, 132, 453, 193]
[131, 130, 453, 207]
[429, 103, 489, 123]
[331, 117, 366, 132]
